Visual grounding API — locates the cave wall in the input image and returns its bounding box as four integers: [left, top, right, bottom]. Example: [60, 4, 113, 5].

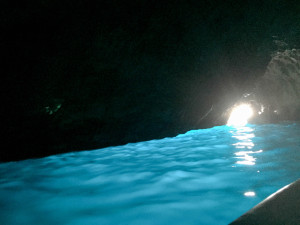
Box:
[2, 0, 300, 161]
[254, 49, 300, 122]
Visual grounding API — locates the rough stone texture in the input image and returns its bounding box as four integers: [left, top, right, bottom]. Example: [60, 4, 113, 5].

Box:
[2, 0, 300, 161]
[253, 49, 300, 123]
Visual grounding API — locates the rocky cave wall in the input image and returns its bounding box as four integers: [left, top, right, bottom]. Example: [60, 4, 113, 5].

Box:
[2, 0, 300, 161]
[254, 49, 300, 122]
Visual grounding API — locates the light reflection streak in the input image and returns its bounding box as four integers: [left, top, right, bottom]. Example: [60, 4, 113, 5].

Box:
[230, 127, 263, 166]
[233, 142, 254, 149]
[230, 126, 264, 199]
[244, 191, 256, 197]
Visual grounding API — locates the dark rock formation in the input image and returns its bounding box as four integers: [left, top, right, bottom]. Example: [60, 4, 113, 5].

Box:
[253, 49, 300, 123]
[2, 0, 300, 161]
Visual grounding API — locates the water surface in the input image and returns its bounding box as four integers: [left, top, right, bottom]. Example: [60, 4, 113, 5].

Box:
[1, 123, 300, 225]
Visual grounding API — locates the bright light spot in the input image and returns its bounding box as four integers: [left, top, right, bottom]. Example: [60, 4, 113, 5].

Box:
[227, 104, 253, 127]
[233, 142, 255, 149]
[232, 133, 255, 141]
[235, 150, 262, 166]
[244, 191, 256, 197]
[235, 150, 263, 156]
[236, 160, 255, 165]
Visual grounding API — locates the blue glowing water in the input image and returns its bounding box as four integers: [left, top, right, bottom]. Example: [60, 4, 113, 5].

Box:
[1, 123, 300, 225]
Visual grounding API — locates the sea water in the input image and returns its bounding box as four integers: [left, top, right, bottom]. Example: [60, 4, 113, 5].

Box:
[1, 123, 300, 225]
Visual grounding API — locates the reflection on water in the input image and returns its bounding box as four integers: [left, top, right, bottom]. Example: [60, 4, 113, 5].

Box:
[230, 126, 263, 166]
[234, 150, 263, 165]
[244, 191, 256, 197]
[1, 123, 300, 225]
[230, 126, 263, 198]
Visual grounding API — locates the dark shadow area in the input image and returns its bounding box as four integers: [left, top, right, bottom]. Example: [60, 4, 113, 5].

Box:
[2, 0, 300, 161]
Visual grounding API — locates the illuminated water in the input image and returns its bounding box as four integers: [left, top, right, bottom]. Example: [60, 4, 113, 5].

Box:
[1, 123, 300, 225]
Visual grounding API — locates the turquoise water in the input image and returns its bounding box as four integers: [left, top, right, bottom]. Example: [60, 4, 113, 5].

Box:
[1, 123, 300, 225]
